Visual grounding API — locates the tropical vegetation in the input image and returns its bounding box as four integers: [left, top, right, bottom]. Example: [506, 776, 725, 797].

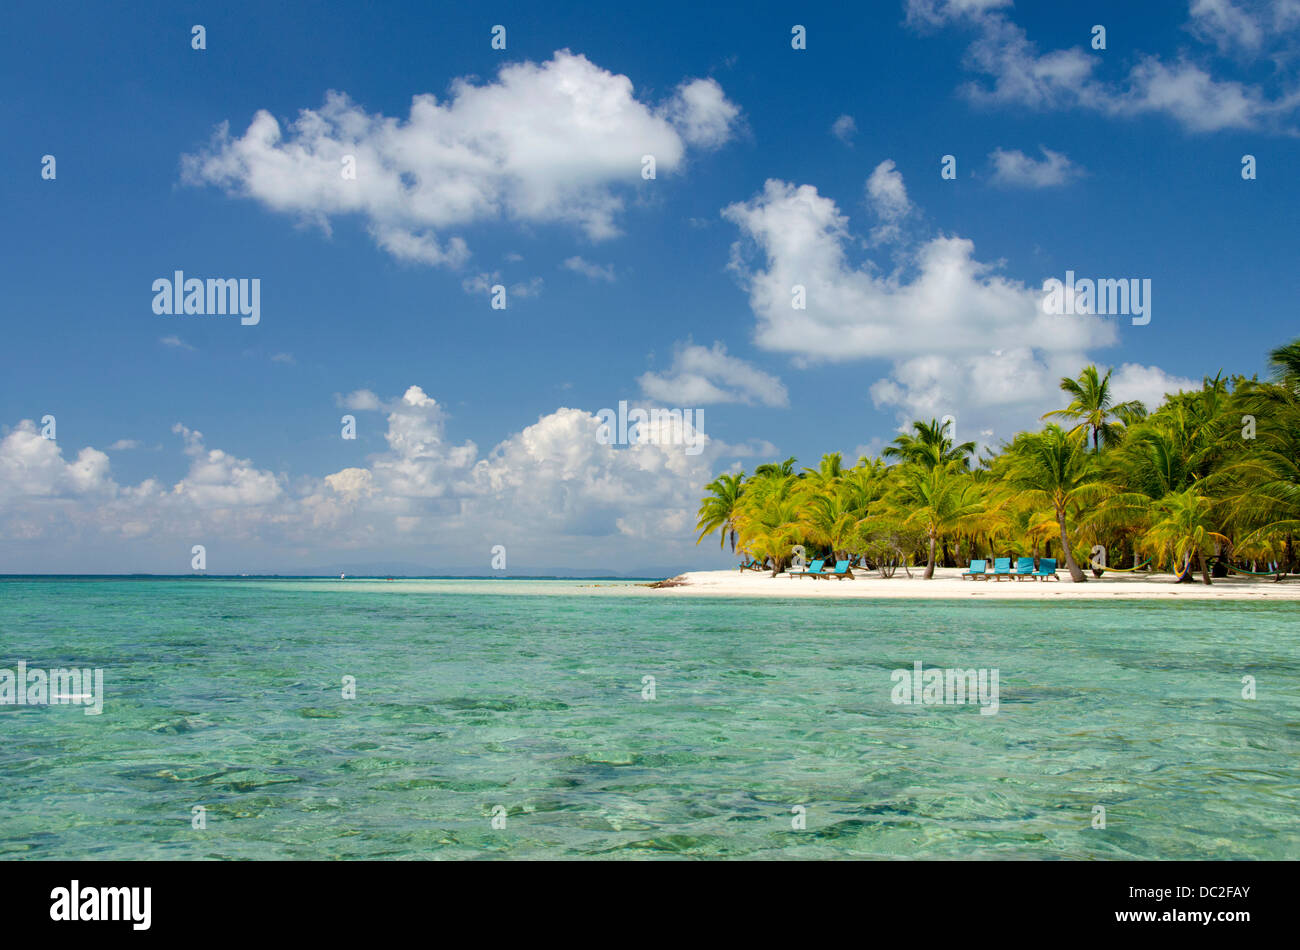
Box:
[694, 339, 1300, 584]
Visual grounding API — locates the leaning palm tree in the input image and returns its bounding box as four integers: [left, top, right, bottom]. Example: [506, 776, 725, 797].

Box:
[1001, 424, 1105, 582]
[1139, 487, 1229, 585]
[798, 491, 859, 562]
[694, 472, 746, 552]
[1043, 365, 1147, 452]
[734, 495, 804, 576]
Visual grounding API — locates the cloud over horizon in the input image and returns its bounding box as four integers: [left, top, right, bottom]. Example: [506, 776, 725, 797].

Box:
[0, 384, 765, 572]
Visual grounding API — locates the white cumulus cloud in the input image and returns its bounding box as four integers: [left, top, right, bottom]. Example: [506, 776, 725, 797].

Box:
[1109, 362, 1201, 410]
[721, 169, 1194, 446]
[1, 385, 764, 571]
[182, 52, 740, 264]
[724, 177, 1114, 364]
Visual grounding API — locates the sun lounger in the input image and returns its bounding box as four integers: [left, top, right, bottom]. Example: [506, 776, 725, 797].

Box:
[824, 559, 855, 579]
[788, 558, 824, 578]
[961, 559, 988, 580]
[991, 557, 1013, 580]
[798, 559, 833, 579]
[1014, 557, 1036, 580]
[1032, 557, 1059, 581]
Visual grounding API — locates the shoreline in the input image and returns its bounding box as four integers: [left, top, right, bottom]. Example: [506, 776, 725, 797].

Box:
[647, 566, 1300, 600]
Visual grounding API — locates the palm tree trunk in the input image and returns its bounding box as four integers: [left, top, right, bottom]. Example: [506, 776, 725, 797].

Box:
[1197, 551, 1211, 585]
[924, 532, 936, 578]
[1057, 507, 1087, 582]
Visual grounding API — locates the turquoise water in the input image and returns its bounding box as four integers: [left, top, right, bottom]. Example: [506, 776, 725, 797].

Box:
[1, 577, 1297, 859]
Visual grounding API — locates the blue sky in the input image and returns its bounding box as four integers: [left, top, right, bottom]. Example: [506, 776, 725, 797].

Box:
[2, 0, 1298, 574]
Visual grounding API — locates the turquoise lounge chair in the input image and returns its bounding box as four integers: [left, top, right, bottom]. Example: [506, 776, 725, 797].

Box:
[1032, 557, 1059, 581]
[1014, 557, 1036, 580]
[961, 559, 988, 580]
[991, 557, 1013, 580]
[789, 558, 824, 578]
[824, 559, 855, 580]
[800, 559, 834, 579]
[738, 557, 765, 572]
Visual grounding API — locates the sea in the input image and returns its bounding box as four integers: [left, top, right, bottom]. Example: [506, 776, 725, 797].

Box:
[1, 577, 1296, 859]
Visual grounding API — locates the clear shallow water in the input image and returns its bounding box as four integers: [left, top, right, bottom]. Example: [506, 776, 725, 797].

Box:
[1, 577, 1297, 860]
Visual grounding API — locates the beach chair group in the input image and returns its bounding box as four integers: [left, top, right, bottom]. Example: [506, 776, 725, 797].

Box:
[962, 557, 1059, 581]
[758, 555, 1057, 581]
[787, 559, 855, 580]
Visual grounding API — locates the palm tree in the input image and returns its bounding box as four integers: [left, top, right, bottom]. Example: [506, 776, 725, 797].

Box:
[838, 463, 888, 516]
[1214, 376, 1300, 567]
[890, 462, 985, 578]
[1269, 339, 1300, 395]
[691, 336, 1300, 587]
[801, 452, 845, 495]
[1043, 365, 1146, 452]
[883, 419, 976, 470]
[1001, 424, 1105, 582]
[798, 492, 858, 562]
[694, 472, 745, 552]
[754, 456, 798, 478]
[735, 494, 804, 576]
[1139, 487, 1229, 585]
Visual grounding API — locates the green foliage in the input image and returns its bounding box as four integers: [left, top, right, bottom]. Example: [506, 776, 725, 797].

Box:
[694, 342, 1300, 583]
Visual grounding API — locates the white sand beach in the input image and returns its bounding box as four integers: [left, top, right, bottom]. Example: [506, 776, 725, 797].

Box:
[651, 566, 1300, 600]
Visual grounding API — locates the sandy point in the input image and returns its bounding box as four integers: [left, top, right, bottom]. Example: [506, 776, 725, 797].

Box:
[648, 567, 1300, 600]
